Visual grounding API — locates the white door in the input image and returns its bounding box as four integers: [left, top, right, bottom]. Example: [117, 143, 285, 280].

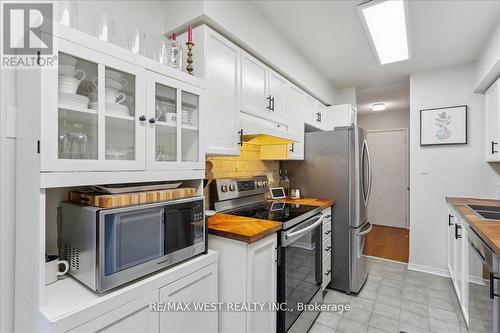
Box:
[287, 85, 305, 160]
[240, 53, 268, 119]
[268, 71, 288, 126]
[43, 38, 146, 172]
[485, 80, 500, 161]
[366, 129, 408, 229]
[146, 71, 204, 171]
[447, 207, 456, 279]
[246, 235, 277, 333]
[204, 29, 241, 156]
[68, 291, 159, 332]
[159, 263, 218, 333]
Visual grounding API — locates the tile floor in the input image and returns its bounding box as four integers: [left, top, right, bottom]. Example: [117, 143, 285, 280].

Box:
[310, 256, 476, 333]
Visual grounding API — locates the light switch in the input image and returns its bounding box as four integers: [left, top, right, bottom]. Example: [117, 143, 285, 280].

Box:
[419, 162, 429, 174]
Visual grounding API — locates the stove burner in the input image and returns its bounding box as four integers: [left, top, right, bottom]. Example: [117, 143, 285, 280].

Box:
[227, 202, 318, 223]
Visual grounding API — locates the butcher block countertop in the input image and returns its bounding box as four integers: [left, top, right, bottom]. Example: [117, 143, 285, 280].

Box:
[273, 197, 334, 209]
[208, 197, 334, 243]
[447, 197, 500, 255]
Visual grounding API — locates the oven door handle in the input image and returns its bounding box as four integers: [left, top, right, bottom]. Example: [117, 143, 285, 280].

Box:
[284, 214, 324, 240]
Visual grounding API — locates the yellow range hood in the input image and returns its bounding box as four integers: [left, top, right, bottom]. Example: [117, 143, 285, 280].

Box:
[242, 134, 295, 145]
[240, 113, 297, 146]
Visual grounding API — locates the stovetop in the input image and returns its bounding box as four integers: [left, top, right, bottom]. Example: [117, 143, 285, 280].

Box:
[226, 201, 319, 224]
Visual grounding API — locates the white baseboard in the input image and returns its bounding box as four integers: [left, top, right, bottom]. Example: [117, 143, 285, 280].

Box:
[469, 275, 486, 285]
[407, 263, 451, 278]
[362, 255, 408, 266]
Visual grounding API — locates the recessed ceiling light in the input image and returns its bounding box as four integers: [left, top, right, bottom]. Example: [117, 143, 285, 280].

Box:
[358, 0, 409, 65]
[372, 103, 386, 111]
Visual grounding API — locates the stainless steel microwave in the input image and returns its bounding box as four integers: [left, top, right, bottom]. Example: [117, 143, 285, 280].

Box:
[60, 197, 206, 292]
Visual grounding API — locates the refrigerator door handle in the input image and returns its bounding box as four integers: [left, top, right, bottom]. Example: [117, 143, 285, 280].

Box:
[364, 139, 373, 204]
[357, 221, 373, 236]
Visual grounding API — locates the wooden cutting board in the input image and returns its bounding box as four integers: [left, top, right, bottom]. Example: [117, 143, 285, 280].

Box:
[69, 188, 197, 208]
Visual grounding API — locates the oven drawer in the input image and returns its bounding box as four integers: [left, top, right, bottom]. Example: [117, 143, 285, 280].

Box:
[322, 254, 332, 289]
[323, 221, 332, 239]
[323, 237, 332, 259]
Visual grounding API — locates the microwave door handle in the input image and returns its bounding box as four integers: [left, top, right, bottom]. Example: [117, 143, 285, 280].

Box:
[284, 214, 324, 240]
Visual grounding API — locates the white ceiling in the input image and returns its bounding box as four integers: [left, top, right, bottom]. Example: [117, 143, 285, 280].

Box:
[356, 81, 409, 114]
[250, 0, 500, 89]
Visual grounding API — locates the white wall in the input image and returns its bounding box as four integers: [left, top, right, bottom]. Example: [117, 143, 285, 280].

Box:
[409, 63, 500, 274]
[335, 87, 357, 107]
[475, 21, 500, 92]
[358, 110, 409, 131]
[0, 69, 17, 333]
[164, 0, 338, 105]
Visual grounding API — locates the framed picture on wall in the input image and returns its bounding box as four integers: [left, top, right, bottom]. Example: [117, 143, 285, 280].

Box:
[420, 105, 467, 146]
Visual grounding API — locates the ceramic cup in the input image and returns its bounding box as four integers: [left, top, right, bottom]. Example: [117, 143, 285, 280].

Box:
[45, 255, 69, 285]
[105, 88, 126, 104]
[290, 189, 301, 198]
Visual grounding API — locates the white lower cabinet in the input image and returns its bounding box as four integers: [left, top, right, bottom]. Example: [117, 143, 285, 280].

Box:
[69, 291, 159, 333]
[208, 234, 277, 333]
[159, 263, 218, 333]
[447, 204, 469, 324]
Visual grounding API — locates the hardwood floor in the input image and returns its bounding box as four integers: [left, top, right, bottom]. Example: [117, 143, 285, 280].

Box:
[363, 224, 409, 263]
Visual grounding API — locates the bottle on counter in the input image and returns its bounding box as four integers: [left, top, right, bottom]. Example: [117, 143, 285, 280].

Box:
[280, 169, 290, 197]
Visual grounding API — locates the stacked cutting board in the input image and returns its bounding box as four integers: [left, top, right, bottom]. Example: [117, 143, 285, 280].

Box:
[69, 188, 197, 208]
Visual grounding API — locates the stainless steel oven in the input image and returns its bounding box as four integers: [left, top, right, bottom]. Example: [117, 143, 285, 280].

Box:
[467, 224, 499, 332]
[60, 197, 206, 292]
[277, 213, 324, 333]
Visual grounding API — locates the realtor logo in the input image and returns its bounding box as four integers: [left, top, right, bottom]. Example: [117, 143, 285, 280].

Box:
[3, 3, 53, 55]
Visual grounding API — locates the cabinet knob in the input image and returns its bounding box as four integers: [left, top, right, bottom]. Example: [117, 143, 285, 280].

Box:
[139, 115, 146, 122]
[266, 95, 272, 110]
[492, 141, 498, 154]
[149, 118, 156, 124]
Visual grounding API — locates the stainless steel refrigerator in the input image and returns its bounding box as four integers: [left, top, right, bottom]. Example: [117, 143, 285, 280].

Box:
[283, 126, 373, 294]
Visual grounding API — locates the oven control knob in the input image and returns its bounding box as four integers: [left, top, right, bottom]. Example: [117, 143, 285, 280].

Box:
[257, 181, 263, 187]
[229, 184, 236, 191]
[221, 184, 228, 192]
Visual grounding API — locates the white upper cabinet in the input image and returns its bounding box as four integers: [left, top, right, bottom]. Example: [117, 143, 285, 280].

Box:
[42, 39, 147, 172]
[20, 26, 205, 179]
[240, 52, 288, 126]
[328, 104, 357, 129]
[203, 28, 241, 156]
[241, 53, 269, 119]
[267, 71, 288, 125]
[485, 78, 500, 162]
[146, 71, 204, 171]
[287, 85, 305, 160]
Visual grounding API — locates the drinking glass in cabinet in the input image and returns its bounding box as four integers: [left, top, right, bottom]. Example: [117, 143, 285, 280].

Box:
[155, 83, 177, 162]
[57, 52, 98, 160]
[104, 67, 136, 161]
[181, 91, 199, 162]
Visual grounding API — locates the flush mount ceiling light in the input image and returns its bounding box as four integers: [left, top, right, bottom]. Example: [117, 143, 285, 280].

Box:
[371, 103, 386, 111]
[358, 0, 409, 65]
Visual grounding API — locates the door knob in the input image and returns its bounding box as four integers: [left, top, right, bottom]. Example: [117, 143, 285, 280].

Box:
[149, 118, 156, 124]
[139, 115, 146, 122]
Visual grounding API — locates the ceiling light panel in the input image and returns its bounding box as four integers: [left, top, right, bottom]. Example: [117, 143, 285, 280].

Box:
[359, 0, 409, 65]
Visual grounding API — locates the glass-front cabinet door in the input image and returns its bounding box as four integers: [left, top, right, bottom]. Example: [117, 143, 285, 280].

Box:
[42, 38, 145, 172]
[146, 71, 204, 170]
